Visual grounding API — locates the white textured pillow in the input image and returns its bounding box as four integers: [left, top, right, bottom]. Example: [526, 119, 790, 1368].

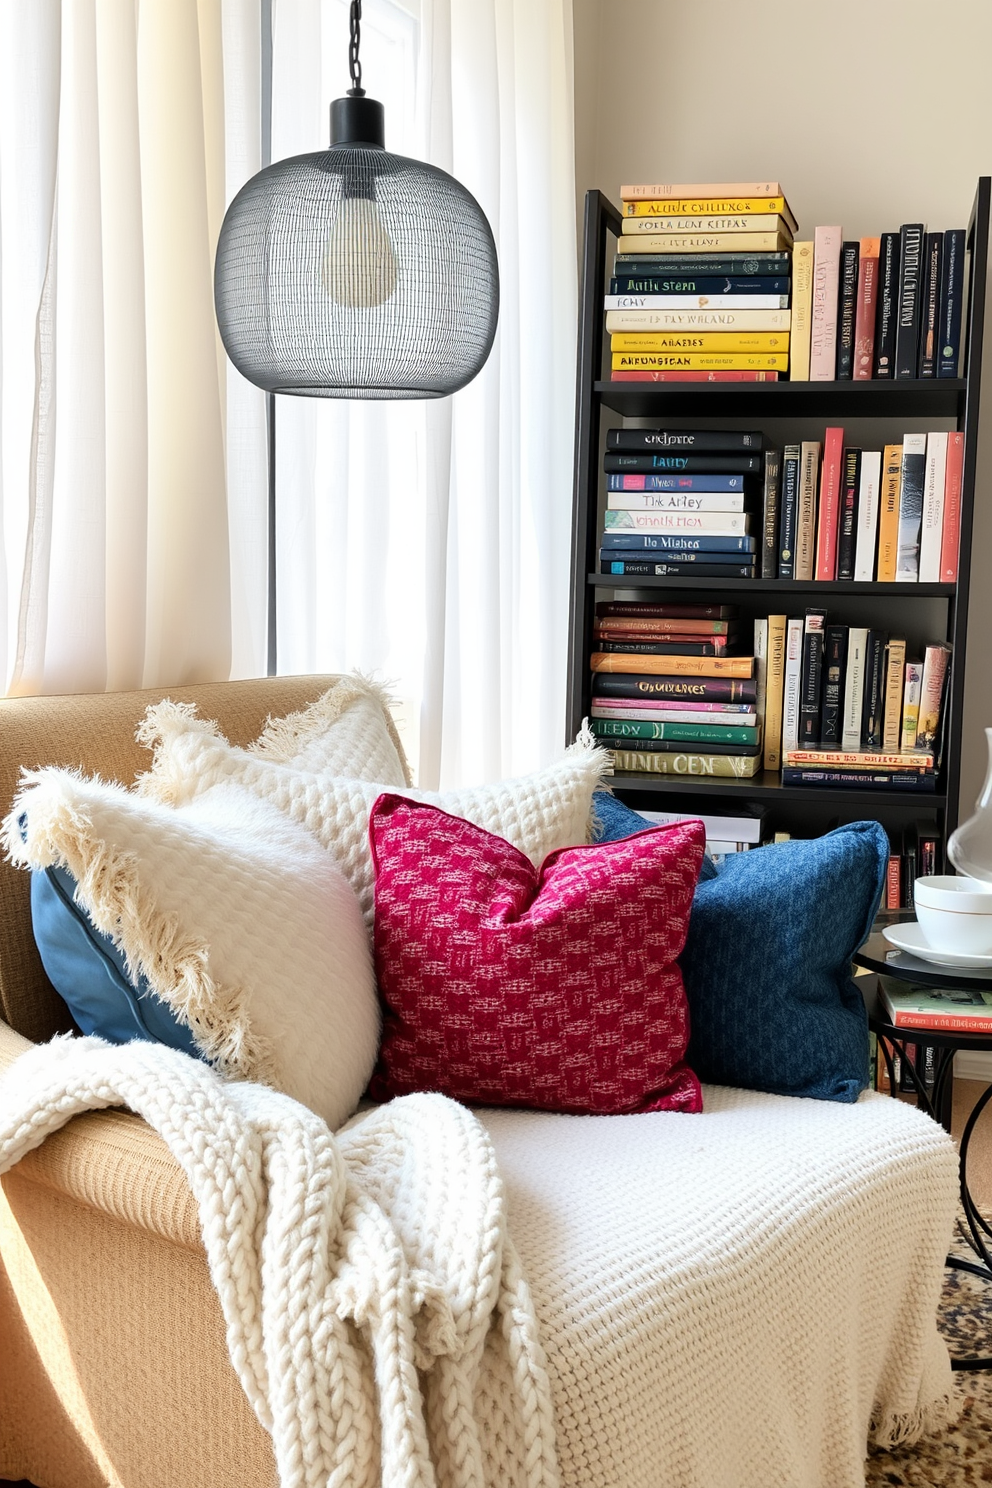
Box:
[4, 771, 379, 1130]
[248, 675, 411, 785]
[138, 703, 609, 927]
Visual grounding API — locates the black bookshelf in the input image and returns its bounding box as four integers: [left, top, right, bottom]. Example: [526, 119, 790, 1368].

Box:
[566, 180, 990, 849]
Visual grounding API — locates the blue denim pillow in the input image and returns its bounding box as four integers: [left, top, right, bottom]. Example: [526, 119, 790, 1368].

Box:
[679, 821, 887, 1102]
[30, 866, 204, 1057]
[591, 791, 718, 879]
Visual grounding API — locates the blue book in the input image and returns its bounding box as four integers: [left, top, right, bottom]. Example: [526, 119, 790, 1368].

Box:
[605, 473, 749, 492]
[600, 533, 755, 554]
[599, 546, 755, 565]
[610, 275, 790, 296]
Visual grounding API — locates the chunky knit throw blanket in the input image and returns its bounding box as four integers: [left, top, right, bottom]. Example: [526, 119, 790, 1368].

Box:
[0, 1037, 559, 1488]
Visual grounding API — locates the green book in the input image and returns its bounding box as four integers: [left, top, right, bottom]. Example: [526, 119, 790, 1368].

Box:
[878, 974, 992, 1033]
[591, 718, 759, 745]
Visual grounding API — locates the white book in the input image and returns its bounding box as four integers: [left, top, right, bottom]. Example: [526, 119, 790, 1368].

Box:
[606, 492, 746, 513]
[604, 509, 748, 530]
[918, 432, 948, 582]
[754, 618, 769, 724]
[602, 511, 750, 534]
[853, 450, 882, 581]
[841, 627, 869, 750]
[604, 294, 789, 311]
[782, 618, 805, 753]
[605, 309, 791, 333]
[897, 432, 928, 580]
[638, 810, 764, 845]
[590, 706, 756, 727]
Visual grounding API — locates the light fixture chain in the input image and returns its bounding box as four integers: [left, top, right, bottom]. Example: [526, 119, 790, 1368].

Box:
[348, 0, 365, 96]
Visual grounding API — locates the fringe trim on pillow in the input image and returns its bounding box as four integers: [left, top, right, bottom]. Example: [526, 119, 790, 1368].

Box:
[868, 1387, 961, 1450]
[134, 702, 226, 805]
[250, 673, 413, 786]
[571, 722, 612, 842]
[2, 769, 275, 1088]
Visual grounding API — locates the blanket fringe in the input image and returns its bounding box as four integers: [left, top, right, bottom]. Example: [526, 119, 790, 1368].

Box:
[869, 1385, 962, 1451]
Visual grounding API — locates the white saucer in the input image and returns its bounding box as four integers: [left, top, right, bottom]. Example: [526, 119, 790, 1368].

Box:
[882, 921, 992, 970]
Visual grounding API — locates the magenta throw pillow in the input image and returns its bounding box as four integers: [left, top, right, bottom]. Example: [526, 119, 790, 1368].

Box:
[368, 794, 705, 1114]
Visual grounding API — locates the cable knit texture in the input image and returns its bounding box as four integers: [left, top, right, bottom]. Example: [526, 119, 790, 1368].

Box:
[137, 703, 608, 928]
[0, 1036, 559, 1488]
[2, 775, 379, 1131]
[369, 797, 704, 1113]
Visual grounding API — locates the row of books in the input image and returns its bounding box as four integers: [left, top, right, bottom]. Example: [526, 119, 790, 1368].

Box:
[610, 180, 793, 382]
[883, 823, 941, 914]
[602, 428, 763, 579]
[590, 601, 762, 779]
[762, 428, 963, 584]
[791, 225, 966, 382]
[757, 611, 949, 792]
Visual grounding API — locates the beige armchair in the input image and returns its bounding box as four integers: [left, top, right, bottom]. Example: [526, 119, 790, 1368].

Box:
[0, 676, 341, 1488]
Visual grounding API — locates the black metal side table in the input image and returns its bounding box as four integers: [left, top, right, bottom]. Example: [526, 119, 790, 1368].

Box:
[855, 930, 992, 1371]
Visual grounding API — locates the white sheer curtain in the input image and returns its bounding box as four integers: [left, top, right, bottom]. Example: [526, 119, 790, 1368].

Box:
[0, 0, 268, 696]
[271, 0, 577, 786]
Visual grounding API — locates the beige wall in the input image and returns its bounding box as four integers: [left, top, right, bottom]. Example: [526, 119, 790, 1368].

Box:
[573, 0, 992, 821]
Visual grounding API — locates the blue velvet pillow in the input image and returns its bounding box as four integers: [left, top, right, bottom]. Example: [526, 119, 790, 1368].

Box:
[30, 866, 204, 1057]
[679, 821, 887, 1102]
[591, 790, 719, 879]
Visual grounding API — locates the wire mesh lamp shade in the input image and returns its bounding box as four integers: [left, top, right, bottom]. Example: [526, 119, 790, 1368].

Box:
[215, 145, 499, 399]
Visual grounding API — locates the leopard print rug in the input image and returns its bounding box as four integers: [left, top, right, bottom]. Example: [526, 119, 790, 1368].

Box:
[866, 1223, 992, 1486]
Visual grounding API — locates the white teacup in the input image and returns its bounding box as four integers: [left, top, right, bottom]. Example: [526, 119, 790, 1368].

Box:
[914, 874, 992, 956]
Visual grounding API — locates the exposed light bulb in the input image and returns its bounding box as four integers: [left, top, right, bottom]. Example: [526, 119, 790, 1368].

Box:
[322, 195, 398, 308]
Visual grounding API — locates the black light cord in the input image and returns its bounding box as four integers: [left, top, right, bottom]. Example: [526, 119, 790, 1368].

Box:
[348, 0, 365, 96]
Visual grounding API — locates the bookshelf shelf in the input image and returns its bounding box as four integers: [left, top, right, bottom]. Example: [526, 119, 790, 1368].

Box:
[568, 180, 990, 857]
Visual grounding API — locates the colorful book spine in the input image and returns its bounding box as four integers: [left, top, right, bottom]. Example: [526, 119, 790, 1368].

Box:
[900, 662, 923, 752]
[760, 450, 781, 579]
[623, 195, 795, 222]
[916, 643, 951, 749]
[601, 504, 751, 528]
[591, 703, 755, 721]
[795, 441, 821, 582]
[873, 232, 900, 378]
[606, 294, 789, 312]
[790, 241, 814, 380]
[620, 180, 786, 200]
[600, 560, 756, 578]
[610, 333, 788, 352]
[603, 734, 762, 758]
[853, 450, 882, 582]
[601, 533, 754, 551]
[590, 719, 758, 745]
[591, 674, 756, 702]
[594, 615, 736, 634]
[782, 617, 805, 753]
[939, 431, 964, 581]
[879, 1005, 992, 1035]
[606, 305, 791, 330]
[613, 254, 791, 275]
[596, 639, 734, 657]
[609, 276, 791, 296]
[882, 638, 907, 751]
[819, 626, 848, 748]
[918, 432, 948, 582]
[937, 228, 966, 378]
[836, 447, 861, 581]
[605, 454, 761, 474]
[607, 428, 764, 453]
[799, 609, 827, 747]
[610, 370, 781, 382]
[612, 353, 789, 370]
[835, 241, 859, 379]
[853, 237, 880, 379]
[814, 426, 845, 580]
[607, 474, 748, 493]
[841, 628, 869, 750]
[621, 214, 791, 237]
[877, 444, 903, 581]
[894, 223, 925, 379]
[861, 630, 889, 747]
[810, 226, 842, 380]
[608, 750, 762, 779]
[896, 433, 927, 579]
[590, 652, 753, 678]
[777, 445, 801, 579]
[784, 748, 933, 769]
[763, 615, 787, 771]
[917, 232, 943, 377]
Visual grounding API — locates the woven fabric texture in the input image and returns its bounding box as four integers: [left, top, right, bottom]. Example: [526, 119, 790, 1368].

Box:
[4, 773, 378, 1131]
[369, 797, 704, 1113]
[139, 702, 607, 928]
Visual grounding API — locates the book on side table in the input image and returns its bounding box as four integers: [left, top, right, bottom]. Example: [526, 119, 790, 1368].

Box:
[878, 973, 992, 1033]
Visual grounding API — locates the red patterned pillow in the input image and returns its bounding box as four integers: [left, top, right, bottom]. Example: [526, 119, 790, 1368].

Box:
[368, 794, 705, 1114]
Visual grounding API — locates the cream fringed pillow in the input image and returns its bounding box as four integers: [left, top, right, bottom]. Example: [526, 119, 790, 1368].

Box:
[4, 772, 379, 1130]
[137, 702, 609, 928]
[246, 674, 412, 785]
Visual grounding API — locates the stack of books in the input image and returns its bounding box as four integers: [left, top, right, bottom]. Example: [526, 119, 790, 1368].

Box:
[589, 601, 762, 779]
[790, 223, 966, 381]
[609, 181, 794, 383]
[601, 429, 761, 579]
[761, 427, 963, 583]
[758, 610, 950, 792]
[877, 975, 992, 1035]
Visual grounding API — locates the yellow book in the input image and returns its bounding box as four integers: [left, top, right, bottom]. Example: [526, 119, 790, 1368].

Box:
[900, 662, 923, 752]
[763, 615, 788, 771]
[608, 750, 762, 779]
[621, 180, 785, 200]
[622, 213, 793, 241]
[877, 444, 903, 581]
[611, 332, 789, 352]
[624, 196, 798, 233]
[590, 653, 754, 678]
[616, 232, 794, 254]
[612, 353, 789, 371]
[789, 242, 814, 380]
[882, 639, 907, 751]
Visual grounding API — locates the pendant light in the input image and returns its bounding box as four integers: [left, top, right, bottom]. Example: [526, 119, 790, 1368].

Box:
[214, 1, 499, 399]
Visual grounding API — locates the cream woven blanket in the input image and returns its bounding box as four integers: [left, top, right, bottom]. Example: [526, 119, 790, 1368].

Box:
[0, 1037, 559, 1488]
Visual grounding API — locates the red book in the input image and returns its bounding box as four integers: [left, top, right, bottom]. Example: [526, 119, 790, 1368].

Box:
[814, 427, 845, 580]
[609, 371, 779, 382]
[853, 237, 880, 380]
[939, 430, 964, 581]
[885, 854, 902, 911]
